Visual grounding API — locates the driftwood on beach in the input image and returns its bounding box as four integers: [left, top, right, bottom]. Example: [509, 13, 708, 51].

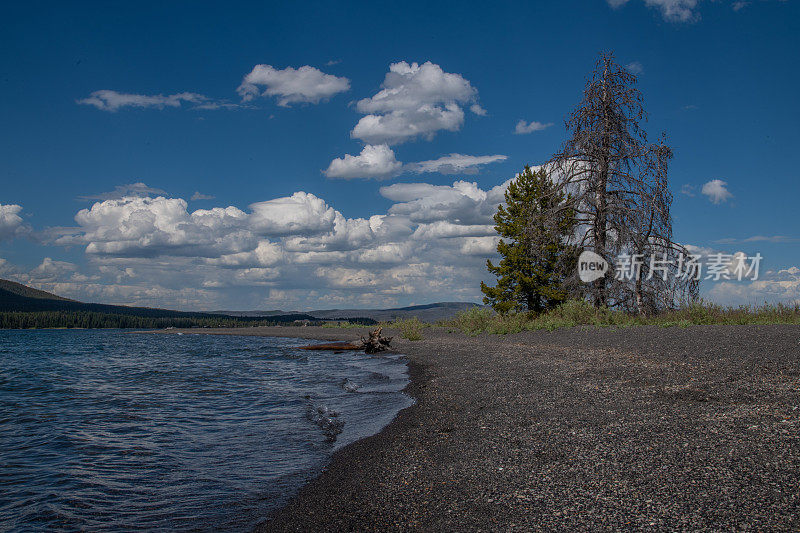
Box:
[297, 341, 364, 351]
[298, 327, 393, 354]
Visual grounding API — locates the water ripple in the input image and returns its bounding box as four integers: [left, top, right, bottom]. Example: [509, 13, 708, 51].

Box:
[0, 330, 411, 532]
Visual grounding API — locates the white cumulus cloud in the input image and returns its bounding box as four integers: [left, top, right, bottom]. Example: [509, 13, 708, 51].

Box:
[79, 182, 168, 201]
[206, 241, 284, 268]
[282, 213, 378, 253]
[33, 177, 531, 309]
[514, 120, 553, 135]
[707, 266, 800, 306]
[190, 191, 215, 201]
[351, 61, 482, 145]
[237, 64, 350, 106]
[77, 90, 207, 111]
[380, 179, 510, 225]
[607, 0, 699, 22]
[249, 192, 337, 236]
[701, 179, 733, 204]
[412, 221, 497, 240]
[470, 104, 487, 116]
[325, 144, 403, 180]
[29, 257, 78, 282]
[0, 204, 29, 241]
[460, 236, 501, 256]
[314, 267, 379, 289]
[625, 61, 644, 75]
[407, 153, 507, 175]
[326, 148, 507, 180]
[63, 196, 253, 257]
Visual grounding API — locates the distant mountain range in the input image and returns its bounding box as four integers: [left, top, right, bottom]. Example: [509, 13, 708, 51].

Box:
[0, 278, 74, 302]
[1, 278, 187, 316]
[0, 278, 317, 328]
[0, 278, 481, 328]
[214, 302, 482, 322]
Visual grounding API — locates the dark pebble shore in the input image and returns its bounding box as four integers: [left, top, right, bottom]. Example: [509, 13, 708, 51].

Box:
[150, 325, 800, 531]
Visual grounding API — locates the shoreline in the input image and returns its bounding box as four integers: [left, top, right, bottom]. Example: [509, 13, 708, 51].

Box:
[139, 325, 427, 528]
[148, 325, 800, 530]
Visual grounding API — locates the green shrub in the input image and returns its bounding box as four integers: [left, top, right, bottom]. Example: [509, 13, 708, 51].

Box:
[321, 321, 366, 329]
[439, 299, 800, 335]
[393, 317, 425, 340]
[446, 307, 496, 336]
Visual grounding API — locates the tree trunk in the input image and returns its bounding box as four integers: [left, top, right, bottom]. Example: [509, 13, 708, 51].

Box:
[635, 273, 645, 316]
[593, 59, 612, 308]
[361, 326, 393, 354]
[297, 326, 393, 354]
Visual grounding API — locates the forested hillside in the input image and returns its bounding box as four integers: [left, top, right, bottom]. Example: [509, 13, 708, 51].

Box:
[0, 278, 330, 329]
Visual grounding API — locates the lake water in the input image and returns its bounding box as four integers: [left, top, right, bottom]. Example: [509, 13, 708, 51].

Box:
[0, 330, 412, 531]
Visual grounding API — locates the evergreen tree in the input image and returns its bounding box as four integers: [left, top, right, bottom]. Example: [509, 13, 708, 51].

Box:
[481, 166, 577, 314]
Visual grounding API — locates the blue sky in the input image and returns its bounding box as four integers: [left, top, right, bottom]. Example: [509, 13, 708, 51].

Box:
[1, 0, 798, 310]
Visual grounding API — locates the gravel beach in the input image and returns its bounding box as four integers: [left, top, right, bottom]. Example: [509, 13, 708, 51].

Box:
[151, 325, 800, 531]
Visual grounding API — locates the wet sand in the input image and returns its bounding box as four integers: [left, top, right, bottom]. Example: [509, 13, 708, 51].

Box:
[149, 325, 800, 531]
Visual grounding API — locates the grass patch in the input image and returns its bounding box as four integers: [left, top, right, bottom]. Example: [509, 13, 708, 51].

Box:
[439, 300, 800, 336]
[392, 317, 426, 340]
[321, 321, 371, 329]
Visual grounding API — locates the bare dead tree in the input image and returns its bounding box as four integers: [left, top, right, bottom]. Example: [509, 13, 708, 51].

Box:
[548, 52, 698, 313]
[621, 135, 699, 313]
